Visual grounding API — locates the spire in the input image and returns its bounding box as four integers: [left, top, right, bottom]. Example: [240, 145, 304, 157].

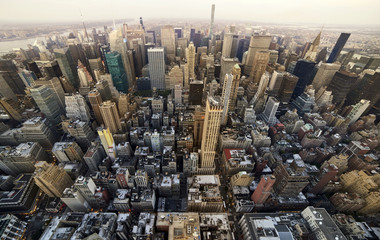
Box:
[312, 31, 321, 47]
[79, 9, 89, 42]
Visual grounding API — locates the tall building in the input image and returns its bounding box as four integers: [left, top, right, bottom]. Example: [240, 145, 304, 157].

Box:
[244, 35, 272, 75]
[98, 127, 116, 160]
[327, 33, 351, 63]
[160, 25, 176, 61]
[0, 97, 23, 122]
[304, 31, 321, 61]
[30, 85, 64, 125]
[222, 33, 233, 58]
[34, 162, 74, 198]
[312, 63, 341, 92]
[167, 65, 183, 89]
[221, 73, 233, 125]
[62, 120, 95, 149]
[327, 70, 358, 105]
[61, 188, 90, 212]
[309, 164, 338, 194]
[54, 47, 79, 88]
[251, 175, 276, 205]
[200, 97, 223, 174]
[109, 28, 135, 89]
[228, 64, 241, 111]
[291, 60, 316, 99]
[88, 90, 103, 125]
[105, 51, 128, 93]
[148, 48, 166, 89]
[186, 42, 196, 80]
[249, 50, 270, 83]
[34, 77, 66, 110]
[0, 60, 26, 101]
[20, 117, 56, 148]
[260, 97, 279, 126]
[273, 160, 309, 197]
[0, 214, 27, 239]
[52, 141, 84, 163]
[346, 99, 371, 124]
[189, 80, 203, 105]
[65, 94, 91, 122]
[99, 101, 122, 134]
[346, 72, 380, 110]
[278, 72, 299, 103]
[209, 4, 215, 38]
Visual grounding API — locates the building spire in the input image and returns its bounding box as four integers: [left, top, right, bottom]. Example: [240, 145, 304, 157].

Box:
[79, 9, 89, 42]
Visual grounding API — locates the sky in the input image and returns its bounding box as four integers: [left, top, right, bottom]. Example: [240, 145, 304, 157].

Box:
[0, 0, 379, 26]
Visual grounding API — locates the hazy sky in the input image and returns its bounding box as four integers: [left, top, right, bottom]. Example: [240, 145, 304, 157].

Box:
[0, 0, 379, 26]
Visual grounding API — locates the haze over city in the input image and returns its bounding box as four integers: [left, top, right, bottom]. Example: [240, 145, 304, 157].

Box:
[0, 1, 379, 240]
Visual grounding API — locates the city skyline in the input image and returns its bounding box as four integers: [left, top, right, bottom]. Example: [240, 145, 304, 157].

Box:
[0, 0, 379, 26]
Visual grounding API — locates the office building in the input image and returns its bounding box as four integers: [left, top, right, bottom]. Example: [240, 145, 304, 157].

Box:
[221, 73, 233, 125]
[65, 94, 91, 122]
[244, 35, 272, 75]
[219, 56, 238, 84]
[167, 65, 183, 89]
[148, 48, 166, 89]
[189, 80, 204, 105]
[73, 176, 99, 208]
[278, 72, 299, 103]
[292, 60, 316, 99]
[200, 97, 223, 174]
[327, 33, 351, 63]
[273, 160, 309, 197]
[0, 97, 23, 122]
[83, 142, 106, 173]
[222, 33, 233, 58]
[20, 117, 56, 148]
[0, 214, 27, 239]
[30, 85, 64, 125]
[99, 101, 122, 134]
[0, 60, 26, 101]
[34, 162, 74, 198]
[52, 141, 84, 163]
[105, 51, 128, 93]
[62, 120, 95, 149]
[54, 48, 79, 88]
[109, 28, 135, 89]
[260, 97, 279, 126]
[88, 89, 103, 125]
[161, 25, 176, 61]
[61, 188, 90, 212]
[304, 31, 321, 61]
[312, 63, 341, 92]
[302, 207, 347, 240]
[186, 42, 196, 80]
[327, 70, 358, 105]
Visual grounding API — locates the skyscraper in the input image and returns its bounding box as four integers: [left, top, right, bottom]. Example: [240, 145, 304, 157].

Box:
[222, 33, 233, 58]
[0, 97, 23, 122]
[109, 28, 135, 89]
[200, 96, 223, 174]
[148, 48, 166, 89]
[260, 97, 279, 126]
[304, 31, 321, 61]
[221, 73, 233, 125]
[312, 63, 341, 92]
[278, 72, 299, 103]
[34, 162, 74, 198]
[186, 42, 196, 80]
[0, 60, 26, 101]
[99, 101, 122, 134]
[327, 70, 358, 105]
[54, 47, 79, 88]
[160, 25, 176, 61]
[98, 127, 116, 160]
[229, 64, 241, 111]
[209, 4, 215, 38]
[327, 33, 351, 63]
[291, 60, 316, 99]
[105, 51, 129, 93]
[65, 94, 92, 122]
[244, 35, 272, 75]
[30, 85, 64, 125]
[88, 90, 103, 125]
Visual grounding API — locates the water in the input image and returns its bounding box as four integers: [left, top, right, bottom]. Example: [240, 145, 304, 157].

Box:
[0, 37, 47, 54]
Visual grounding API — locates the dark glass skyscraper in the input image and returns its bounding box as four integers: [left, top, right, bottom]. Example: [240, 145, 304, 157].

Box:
[54, 48, 79, 88]
[105, 51, 128, 93]
[326, 33, 351, 63]
[291, 60, 316, 99]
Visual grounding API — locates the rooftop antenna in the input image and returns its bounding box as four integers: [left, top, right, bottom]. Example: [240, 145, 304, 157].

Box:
[79, 9, 90, 42]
